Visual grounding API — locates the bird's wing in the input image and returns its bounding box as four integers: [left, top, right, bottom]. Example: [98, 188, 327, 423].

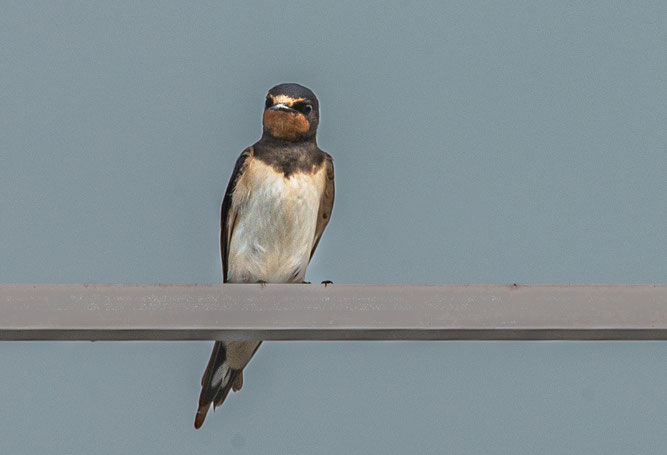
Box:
[196, 147, 256, 429]
[220, 147, 254, 282]
[310, 153, 335, 260]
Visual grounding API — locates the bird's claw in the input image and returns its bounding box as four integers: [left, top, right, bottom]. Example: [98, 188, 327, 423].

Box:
[321, 280, 333, 287]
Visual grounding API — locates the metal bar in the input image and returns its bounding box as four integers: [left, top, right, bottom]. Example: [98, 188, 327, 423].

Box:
[1, 284, 667, 341]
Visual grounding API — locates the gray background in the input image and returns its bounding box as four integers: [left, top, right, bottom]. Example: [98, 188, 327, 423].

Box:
[1, 1, 666, 453]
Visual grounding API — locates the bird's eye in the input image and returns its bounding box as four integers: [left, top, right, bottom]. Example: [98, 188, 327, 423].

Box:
[265, 97, 272, 109]
[294, 103, 313, 115]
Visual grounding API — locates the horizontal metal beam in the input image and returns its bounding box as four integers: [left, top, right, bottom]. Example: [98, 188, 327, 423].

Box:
[1, 284, 667, 341]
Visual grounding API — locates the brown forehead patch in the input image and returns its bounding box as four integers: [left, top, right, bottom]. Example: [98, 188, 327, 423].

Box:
[268, 94, 306, 107]
[263, 109, 310, 141]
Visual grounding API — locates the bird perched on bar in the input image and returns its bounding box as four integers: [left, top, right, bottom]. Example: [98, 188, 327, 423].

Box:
[194, 83, 335, 429]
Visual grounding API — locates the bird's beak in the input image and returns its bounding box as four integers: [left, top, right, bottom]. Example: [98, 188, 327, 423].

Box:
[269, 103, 292, 112]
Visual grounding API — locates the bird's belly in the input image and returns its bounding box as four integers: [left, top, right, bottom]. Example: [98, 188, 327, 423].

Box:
[227, 168, 322, 283]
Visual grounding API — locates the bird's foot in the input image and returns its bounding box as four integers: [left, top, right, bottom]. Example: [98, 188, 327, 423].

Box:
[321, 280, 333, 287]
[302, 281, 311, 284]
[256, 280, 267, 288]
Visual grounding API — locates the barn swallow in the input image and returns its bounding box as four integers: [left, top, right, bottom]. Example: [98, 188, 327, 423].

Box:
[194, 83, 335, 429]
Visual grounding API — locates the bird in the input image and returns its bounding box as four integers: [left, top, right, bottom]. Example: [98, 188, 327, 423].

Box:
[194, 83, 335, 429]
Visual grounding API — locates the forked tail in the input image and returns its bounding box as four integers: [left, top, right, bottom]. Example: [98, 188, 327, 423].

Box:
[194, 341, 261, 429]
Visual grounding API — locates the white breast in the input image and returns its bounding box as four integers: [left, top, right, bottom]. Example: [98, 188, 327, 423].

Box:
[227, 159, 325, 283]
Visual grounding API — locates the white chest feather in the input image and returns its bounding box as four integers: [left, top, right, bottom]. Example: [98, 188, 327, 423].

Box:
[227, 160, 325, 283]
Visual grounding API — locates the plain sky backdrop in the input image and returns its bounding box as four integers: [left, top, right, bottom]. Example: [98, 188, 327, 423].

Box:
[1, 1, 667, 453]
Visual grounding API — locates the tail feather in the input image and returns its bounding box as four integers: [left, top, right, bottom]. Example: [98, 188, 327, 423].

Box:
[194, 341, 261, 429]
[213, 370, 241, 407]
[194, 369, 239, 429]
[200, 341, 222, 387]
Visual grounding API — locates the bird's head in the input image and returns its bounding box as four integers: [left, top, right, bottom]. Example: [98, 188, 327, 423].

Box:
[262, 83, 319, 143]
